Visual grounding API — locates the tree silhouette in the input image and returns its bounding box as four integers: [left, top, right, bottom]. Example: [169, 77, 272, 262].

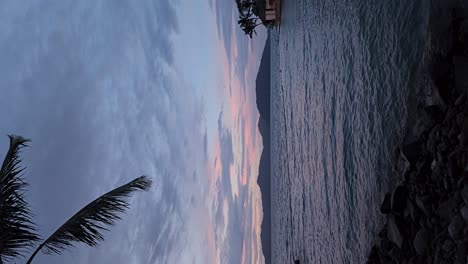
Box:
[0, 135, 152, 264]
[0, 136, 39, 263]
[235, 0, 263, 38]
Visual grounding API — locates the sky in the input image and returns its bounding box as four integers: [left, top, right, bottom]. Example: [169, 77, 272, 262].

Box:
[0, 1, 267, 264]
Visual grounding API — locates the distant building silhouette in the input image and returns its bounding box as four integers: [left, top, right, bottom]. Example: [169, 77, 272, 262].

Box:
[253, 0, 280, 25]
[265, 0, 278, 22]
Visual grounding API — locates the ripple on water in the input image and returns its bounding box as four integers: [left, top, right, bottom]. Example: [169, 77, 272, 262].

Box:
[270, 0, 431, 263]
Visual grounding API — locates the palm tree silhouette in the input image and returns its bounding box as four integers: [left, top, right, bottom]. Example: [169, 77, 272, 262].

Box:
[238, 14, 262, 38]
[235, 0, 263, 38]
[0, 136, 39, 263]
[0, 135, 152, 264]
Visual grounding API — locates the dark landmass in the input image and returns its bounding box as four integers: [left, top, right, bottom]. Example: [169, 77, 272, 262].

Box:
[256, 34, 271, 124]
[367, 2, 468, 264]
[256, 34, 271, 264]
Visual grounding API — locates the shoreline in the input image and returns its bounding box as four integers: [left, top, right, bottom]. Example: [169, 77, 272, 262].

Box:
[367, 2, 468, 263]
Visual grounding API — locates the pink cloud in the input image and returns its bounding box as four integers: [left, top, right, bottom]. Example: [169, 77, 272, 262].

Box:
[205, 2, 267, 263]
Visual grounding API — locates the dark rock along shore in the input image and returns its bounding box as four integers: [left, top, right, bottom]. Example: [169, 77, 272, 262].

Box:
[367, 1, 468, 264]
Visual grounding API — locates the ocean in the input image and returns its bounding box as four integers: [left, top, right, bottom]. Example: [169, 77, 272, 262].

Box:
[270, 0, 433, 263]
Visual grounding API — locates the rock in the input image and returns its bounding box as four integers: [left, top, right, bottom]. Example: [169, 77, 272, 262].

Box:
[443, 239, 456, 252]
[459, 117, 468, 148]
[401, 141, 424, 166]
[396, 150, 411, 177]
[379, 240, 394, 262]
[428, 125, 441, 151]
[405, 200, 416, 220]
[432, 169, 442, 182]
[419, 218, 426, 229]
[449, 127, 459, 142]
[425, 77, 448, 110]
[446, 108, 458, 122]
[387, 215, 403, 248]
[367, 246, 381, 264]
[448, 156, 460, 179]
[391, 185, 408, 215]
[455, 241, 468, 262]
[438, 197, 458, 221]
[431, 158, 438, 170]
[464, 155, 468, 171]
[426, 217, 434, 229]
[430, 52, 452, 98]
[415, 158, 432, 183]
[457, 176, 467, 188]
[414, 228, 430, 255]
[437, 151, 444, 164]
[462, 184, 468, 204]
[378, 225, 387, 239]
[444, 177, 452, 191]
[454, 5, 468, 20]
[448, 214, 466, 240]
[459, 19, 468, 47]
[365, 16, 468, 260]
[425, 105, 445, 123]
[415, 196, 431, 216]
[457, 112, 465, 127]
[454, 56, 468, 95]
[460, 205, 468, 221]
[379, 256, 393, 264]
[381, 193, 392, 214]
[412, 118, 431, 138]
[388, 247, 402, 262]
[455, 94, 466, 106]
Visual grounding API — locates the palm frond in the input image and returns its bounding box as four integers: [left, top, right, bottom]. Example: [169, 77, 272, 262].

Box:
[27, 176, 152, 263]
[0, 135, 40, 261]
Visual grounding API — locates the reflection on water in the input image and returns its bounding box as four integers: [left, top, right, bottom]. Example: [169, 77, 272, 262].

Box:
[270, 1, 431, 263]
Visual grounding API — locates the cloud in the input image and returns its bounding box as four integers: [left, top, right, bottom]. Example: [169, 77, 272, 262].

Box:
[224, 199, 244, 264]
[0, 1, 211, 263]
[212, 112, 260, 263]
[207, 1, 268, 260]
[217, 111, 235, 199]
[211, 0, 234, 59]
[209, 0, 267, 91]
[204, 128, 208, 160]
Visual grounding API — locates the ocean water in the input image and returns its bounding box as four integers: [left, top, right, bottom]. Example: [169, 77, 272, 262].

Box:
[270, 1, 433, 263]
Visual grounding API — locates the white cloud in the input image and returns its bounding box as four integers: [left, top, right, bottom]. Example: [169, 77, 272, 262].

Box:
[0, 1, 210, 263]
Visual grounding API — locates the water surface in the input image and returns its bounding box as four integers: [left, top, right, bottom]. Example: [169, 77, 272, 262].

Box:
[270, 1, 431, 263]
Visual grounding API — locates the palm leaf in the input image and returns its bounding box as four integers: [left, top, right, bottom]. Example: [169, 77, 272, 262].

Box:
[0, 135, 40, 261]
[235, 0, 243, 13]
[26, 176, 152, 263]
